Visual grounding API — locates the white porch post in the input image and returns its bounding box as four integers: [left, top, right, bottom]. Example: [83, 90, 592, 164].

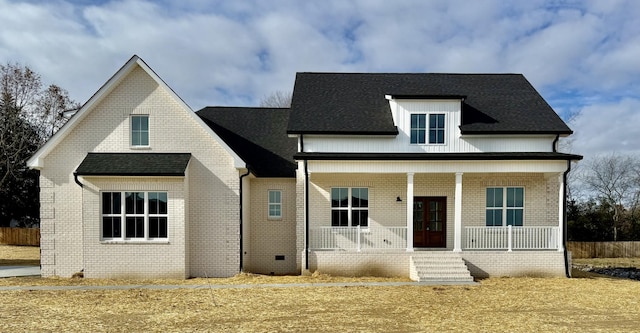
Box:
[406, 173, 414, 252]
[557, 173, 565, 252]
[454, 172, 463, 252]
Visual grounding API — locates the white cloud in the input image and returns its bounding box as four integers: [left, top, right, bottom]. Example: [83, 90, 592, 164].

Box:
[569, 98, 640, 158]
[0, 0, 639, 157]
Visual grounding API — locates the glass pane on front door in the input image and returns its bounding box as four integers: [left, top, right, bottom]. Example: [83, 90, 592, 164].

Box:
[413, 201, 424, 231]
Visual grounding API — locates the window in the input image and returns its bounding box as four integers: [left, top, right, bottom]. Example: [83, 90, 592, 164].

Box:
[429, 114, 445, 144]
[101, 191, 168, 240]
[410, 113, 445, 144]
[410, 114, 426, 144]
[268, 190, 282, 219]
[131, 115, 149, 146]
[331, 187, 368, 227]
[486, 187, 524, 227]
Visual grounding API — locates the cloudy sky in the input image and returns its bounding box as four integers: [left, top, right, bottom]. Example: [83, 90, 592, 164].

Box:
[1, 0, 638, 159]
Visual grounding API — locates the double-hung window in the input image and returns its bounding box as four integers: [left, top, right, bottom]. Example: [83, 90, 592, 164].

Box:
[268, 190, 282, 219]
[486, 187, 524, 227]
[331, 187, 368, 227]
[102, 191, 168, 240]
[131, 115, 149, 147]
[410, 113, 445, 144]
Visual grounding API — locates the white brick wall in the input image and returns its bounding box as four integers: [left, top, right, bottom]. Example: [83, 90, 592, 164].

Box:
[302, 250, 566, 278]
[81, 177, 187, 279]
[39, 65, 240, 278]
[461, 251, 566, 278]
[245, 178, 297, 274]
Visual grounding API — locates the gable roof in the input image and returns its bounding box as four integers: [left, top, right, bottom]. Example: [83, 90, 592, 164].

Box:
[27, 55, 245, 170]
[197, 107, 297, 177]
[287, 73, 573, 135]
[76, 153, 191, 176]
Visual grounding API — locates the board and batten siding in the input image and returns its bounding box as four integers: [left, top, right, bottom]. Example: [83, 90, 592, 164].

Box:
[303, 99, 555, 154]
[307, 160, 569, 174]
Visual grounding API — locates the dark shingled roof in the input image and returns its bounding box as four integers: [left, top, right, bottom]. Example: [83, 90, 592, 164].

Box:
[294, 152, 583, 161]
[76, 153, 191, 176]
[287, 73, 573, 135]
[197, 107, 297, 177]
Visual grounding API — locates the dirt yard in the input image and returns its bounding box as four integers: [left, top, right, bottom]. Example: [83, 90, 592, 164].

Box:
[2, 246, 639, 332]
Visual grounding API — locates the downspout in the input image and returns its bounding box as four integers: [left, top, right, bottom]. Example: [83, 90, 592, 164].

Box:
[73, 172, 84, 188]
[301, 135, 310, 271]
[304, 159, 310, 271]
[239, 167, 251, 273]
[73, 171, 85, 275]
[553, 134, 571, 277]
[563, 159, 571, 278]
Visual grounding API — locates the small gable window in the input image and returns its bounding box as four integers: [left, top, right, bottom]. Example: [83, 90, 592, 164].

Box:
[131, 115, 149, 147]
[268, 190, 282, 219]
[410, 113, 445, 144]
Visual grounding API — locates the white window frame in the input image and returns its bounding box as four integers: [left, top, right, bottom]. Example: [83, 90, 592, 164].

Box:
[130, 115, 150, 148]
[410, 113, 446, 145]
[101, 191, 168, 242]
[330, 187, 369, 228]
[485, 187, 525, 227]
[268, 190, 282, 219]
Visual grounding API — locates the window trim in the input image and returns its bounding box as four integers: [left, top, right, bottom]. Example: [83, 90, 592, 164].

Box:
[130, 115, 150, 148]
[101, 191, 168, 243]
[485, 187, 525, 227]
[268, 190, 282, 220]
[330, 187, 369, 228]
[410, 113, 446, 145]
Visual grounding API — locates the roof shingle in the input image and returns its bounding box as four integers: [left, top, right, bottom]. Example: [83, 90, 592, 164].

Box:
[197, 107, 297, 177]
[287, 73, 573, 135]
[75, 153, 191, 176]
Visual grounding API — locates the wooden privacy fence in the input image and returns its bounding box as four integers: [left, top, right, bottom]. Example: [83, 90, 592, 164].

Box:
[0, 227, 40, 246]
[568, 241, 640, 258]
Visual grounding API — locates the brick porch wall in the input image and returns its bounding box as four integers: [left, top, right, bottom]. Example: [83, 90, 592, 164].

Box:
[303, 250, 567, 278]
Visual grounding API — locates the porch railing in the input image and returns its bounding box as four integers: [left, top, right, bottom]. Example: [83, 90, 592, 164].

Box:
[310, 226, 407, 251]
[464, 226, 559, 251]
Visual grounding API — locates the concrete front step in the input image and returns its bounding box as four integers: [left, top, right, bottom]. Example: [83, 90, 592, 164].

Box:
[410, 252, 474, 282]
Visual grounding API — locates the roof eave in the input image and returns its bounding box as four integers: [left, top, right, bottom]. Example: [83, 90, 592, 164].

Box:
[294, 152, 583, 161]
[460, 130, 574, 136]
[286, 128, 399, 136]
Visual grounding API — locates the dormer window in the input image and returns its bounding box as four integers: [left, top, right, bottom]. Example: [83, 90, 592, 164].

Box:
[131, 115, 149, 147]
[410, 113, 445, 144]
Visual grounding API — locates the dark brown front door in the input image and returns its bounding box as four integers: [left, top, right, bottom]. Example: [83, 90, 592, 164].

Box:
[413, 197, 446, 248]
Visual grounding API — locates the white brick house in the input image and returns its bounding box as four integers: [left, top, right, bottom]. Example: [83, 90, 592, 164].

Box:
[28, 56, 581, 280]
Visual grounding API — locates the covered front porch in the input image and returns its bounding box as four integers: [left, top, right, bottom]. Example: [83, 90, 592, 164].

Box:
[299, 159, 572, 278]
[305, 168, 567, 253]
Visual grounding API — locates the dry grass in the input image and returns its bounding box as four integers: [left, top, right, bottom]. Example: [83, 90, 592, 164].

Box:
[1, 276, 640, 332]
[2, 246, 640, 332]
[573, 257, 640, 268]
[0, 244, 39, 266]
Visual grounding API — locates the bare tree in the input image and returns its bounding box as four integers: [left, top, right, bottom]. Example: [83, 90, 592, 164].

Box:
[259, 90, 292, 108]
[582, 153, 640, 240]
[0, 62, 77, 226]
